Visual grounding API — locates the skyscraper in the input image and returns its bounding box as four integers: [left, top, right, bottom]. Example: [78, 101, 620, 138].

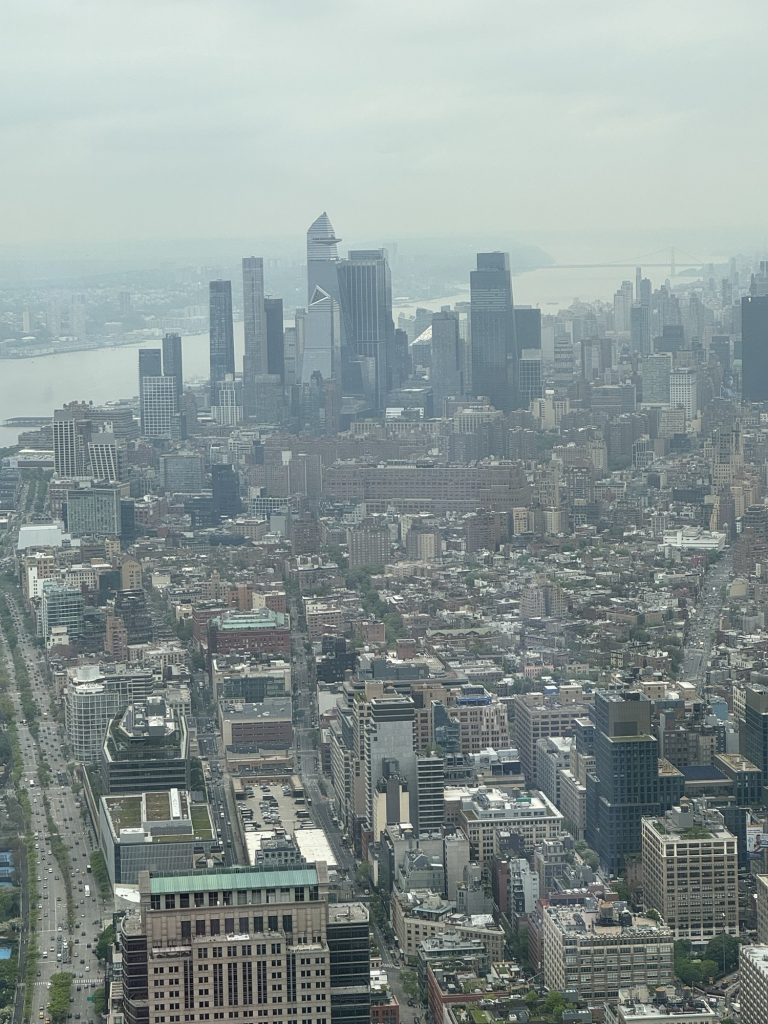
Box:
[121, 865, 338, 1024]
[430, 309, 463, 415]
[470, 251, 516, 411]
[138, 347, 162, 381]
[242, 257, 267, 414]
[742, 295, 768, 403]
[161, 332, 183, 402]
[337, 248, 394, 408]
[211, 463, 241, 522]
[209, 279, 235, 397]
[587, 691, 660, 874]
[630, 303, 651, 355]
[265, 296, 285, 380]
[53, 405, 92, 478]
[307, 211, 342, 307]
[301, 287, 341, 384]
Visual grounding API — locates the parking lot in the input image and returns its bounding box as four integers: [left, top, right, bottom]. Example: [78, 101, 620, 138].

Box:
[236, 781, 315, 860]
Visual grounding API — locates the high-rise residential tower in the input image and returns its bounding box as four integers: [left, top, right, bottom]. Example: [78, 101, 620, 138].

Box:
[209, 279, 235, 397]
[242, 257, 267, 414]
[470, 251, 516, 411]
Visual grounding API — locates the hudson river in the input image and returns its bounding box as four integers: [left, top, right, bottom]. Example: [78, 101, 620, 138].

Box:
[0, 263, 691, 448]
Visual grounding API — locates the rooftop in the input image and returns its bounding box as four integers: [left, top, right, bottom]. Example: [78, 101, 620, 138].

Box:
[148, 866, 319, 895]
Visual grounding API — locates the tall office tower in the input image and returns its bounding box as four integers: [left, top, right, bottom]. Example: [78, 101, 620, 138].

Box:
[209, 279, 235, 398]
[138, 347, 162, 381]
[337, 249, 394, 409]
[120, 865, 337, 1024]
[415, 753, 445, 835]
[307, 211, 343, 308]
[242, 257, 267, 415]
[430, 309, 463, 415]
[211, 463, 241, 522]
[140, 375, 181, 439]
[265, 297, 285, 380]
[669, 366, 698, 420]
[53, 405, 92, 478]
[588, 691, 660, 874]
[301, 287, 341, 384]
[640, 353, 672, 405]
[161, 332, 183, 400]
[630, 303, 651, 355]
[613, 279, 633, 332]
[365, 695, 417, 839]
[641, 801, 738, 940]
[470, 252, 516, 411]
[742, 295, 768, 402]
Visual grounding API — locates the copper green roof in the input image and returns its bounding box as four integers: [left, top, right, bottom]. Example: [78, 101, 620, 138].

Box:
[149, 867, 317, 895]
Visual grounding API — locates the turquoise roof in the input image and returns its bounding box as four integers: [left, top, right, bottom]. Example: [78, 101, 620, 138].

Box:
[150, 867, 317, 895]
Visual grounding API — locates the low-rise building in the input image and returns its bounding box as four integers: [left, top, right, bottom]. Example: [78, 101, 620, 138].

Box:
[99, 788, 216, 885]
[541, 900, 674, 1002]
[457, 788, 562, 861]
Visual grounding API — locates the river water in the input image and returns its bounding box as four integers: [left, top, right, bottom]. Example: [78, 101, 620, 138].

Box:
[0, 263, 694, 448]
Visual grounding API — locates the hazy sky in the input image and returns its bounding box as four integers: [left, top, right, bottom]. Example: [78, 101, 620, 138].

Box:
[3, 1, 765, 250]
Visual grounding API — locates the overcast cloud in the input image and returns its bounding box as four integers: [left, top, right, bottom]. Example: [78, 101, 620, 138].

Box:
[2, 0, 765, 248]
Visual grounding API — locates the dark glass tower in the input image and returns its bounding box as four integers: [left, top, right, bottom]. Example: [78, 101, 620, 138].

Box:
[743, 684, 768, 783]
[265, 297, 285, 381]
[209, 280, 235, 397]
[470, 251, 516, 411]
[337, 249, 393, 409]
[138, 348, 162, 380]
[587, 690, 660, 875]
[211, 463, 241, 522]
[161, 332, 183, 401]
[741, 295, 768, 402]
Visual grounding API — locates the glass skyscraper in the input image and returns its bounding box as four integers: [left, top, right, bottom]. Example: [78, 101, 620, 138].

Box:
[470, 251, 517, 412]
[209, 279, 235, 396]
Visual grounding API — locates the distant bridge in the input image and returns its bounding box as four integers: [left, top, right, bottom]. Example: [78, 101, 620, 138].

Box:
[538, 247, 712, 277]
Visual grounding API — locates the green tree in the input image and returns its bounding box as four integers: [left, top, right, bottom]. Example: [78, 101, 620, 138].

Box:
[92, 988, 107, 1016]
[704, 933, 739, 975]
[542, 990, 566, 1021]
[400, 969, 419, 1001]
[95, 924, 115, 962]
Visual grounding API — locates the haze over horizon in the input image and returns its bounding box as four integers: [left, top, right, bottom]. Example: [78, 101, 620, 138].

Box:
[3, 0, 767, 257]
